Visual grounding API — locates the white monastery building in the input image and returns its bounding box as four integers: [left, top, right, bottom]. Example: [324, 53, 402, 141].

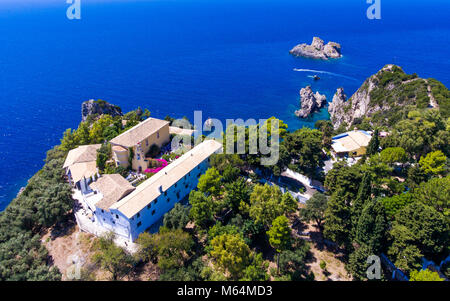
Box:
[70, 138, 222, 242]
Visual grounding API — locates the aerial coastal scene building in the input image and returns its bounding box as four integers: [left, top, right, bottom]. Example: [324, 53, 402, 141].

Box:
[110, 117, 171, 172]
[330, 129, 372, 157]
[2, 1, 449, 283]
[63, 144, 101, 194]
[65, 116, 222, 242]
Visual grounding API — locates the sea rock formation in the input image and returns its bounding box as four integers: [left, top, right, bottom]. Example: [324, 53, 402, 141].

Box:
[81, 99, 123, 122]
[328, 88, 348, 129]
[290, 37, 342, 60]
[328, 64, 449, 130]
[295, 86, 327, 118]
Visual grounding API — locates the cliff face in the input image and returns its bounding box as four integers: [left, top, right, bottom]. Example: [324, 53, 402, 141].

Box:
[295, 86, 327, 118]
[290, 37, 342, 60]
[328, 64, 450, 129]
[81, 99, 123, 122]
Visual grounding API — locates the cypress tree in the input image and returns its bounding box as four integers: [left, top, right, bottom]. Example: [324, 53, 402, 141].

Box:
[366, 129, 380, 155]
[351, 173, 372, 237]
[355, 199, 388, 253]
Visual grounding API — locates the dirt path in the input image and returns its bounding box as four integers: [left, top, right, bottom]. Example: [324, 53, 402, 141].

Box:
[425, 79, 439, 108]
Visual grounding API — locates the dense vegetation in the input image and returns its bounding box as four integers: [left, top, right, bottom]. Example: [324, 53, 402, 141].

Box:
[345, 66, 450, 130]
[0, 147, 71, 280]
[0, 106, 150, 280]
[1, 65, 449, 281]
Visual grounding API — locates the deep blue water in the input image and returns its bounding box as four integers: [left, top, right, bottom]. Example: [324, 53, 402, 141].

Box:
[0, 0, 449, 210]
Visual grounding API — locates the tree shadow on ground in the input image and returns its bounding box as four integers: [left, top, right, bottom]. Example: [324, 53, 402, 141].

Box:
[50, 213, 77, 240]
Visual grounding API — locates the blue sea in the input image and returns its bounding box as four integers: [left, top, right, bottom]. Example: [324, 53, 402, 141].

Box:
[0, 0, 449, 210]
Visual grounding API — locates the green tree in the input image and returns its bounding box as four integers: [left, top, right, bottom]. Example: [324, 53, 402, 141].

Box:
[209, 154, 244, 173]
[89, 115, 114, 143]
[0, 232, 61, 281]
[60, 129, 78, 152]
[222, 165, 240, 183]
[323, 189, 352, 248]
[388, 224, 423, 274]
[189, 191, 215, 228]
[103, 126, 119, 141]
[224, 178, 251, 213]
[210, 233, 251, 280]
[382, 110, 449, 159]
[282, 128, 324, 177]
[241, 253, 269, 281]
[347, 244, 375, 281]
[135, 232, 158, 263]
[163, 203, 190, 230]
[412, 176, 449, 219]
[379, 147, 407, 165]
[267, 216, 291, 274]
[419, 150, 447, 176]
[351, 172, 372, 235]
[96, 143, 112, 172]
[366, 129, 380, 156]
[277, 240, 311, 280]
[153, 227, 194, 270]
[74, 121, 91, 145]
[249, 184, 297, 228]
[137, 227, 193, 271]
[381, 193, 414, 220]
[197, 167, 223, 196]
[92, 233, 134, 280]
[324, 161, 362, 199]
[300, 192, 328, 229]
[355, 199, 388, 253]
[410, 269, 444, 281]
[267, 216, 291, 253]
[315, 120, 334, 148]
[406, 164, 428, 191]
[207, 222, 240, 245]
[391, 202, 448, 258]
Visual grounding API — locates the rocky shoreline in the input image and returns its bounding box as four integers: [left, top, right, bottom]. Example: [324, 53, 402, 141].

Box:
[295, 86, 327, 118]
[81, 99, 123, 122]
[290, 37, 342, 60]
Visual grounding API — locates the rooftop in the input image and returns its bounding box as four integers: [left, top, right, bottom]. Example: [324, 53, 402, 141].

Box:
[63, 144, 101, 169]
[90, 174, 136, 210]
[110, 139, 223, 218]
[69, 161, 98, 183]
[331, 130, 372, 153]
[169, 126, 195, 137]
[110, 118, 169, 148]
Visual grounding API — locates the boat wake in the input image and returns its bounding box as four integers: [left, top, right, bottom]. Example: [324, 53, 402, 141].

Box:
[293, 68, 358, 81]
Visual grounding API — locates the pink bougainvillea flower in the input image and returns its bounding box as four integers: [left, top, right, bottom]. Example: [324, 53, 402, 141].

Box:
[144, 159, 168, 174]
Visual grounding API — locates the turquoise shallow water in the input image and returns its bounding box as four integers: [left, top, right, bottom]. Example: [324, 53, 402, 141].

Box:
[0, 0, 449, 210]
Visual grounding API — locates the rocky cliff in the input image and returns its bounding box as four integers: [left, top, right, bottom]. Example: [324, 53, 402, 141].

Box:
[328, 64, 450, 129]
[81, 99, 123, 122]
[295, 86, 327, 118]
[290, 37, 342, 60]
